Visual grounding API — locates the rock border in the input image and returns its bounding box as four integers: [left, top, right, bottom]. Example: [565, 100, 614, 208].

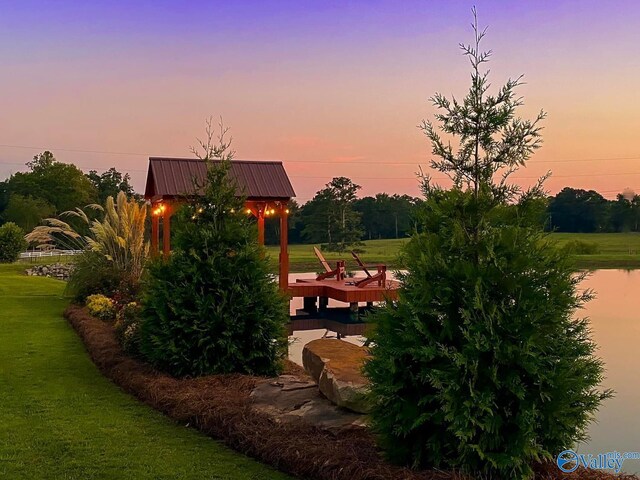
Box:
[25, 263, 74, 281]
[63, 305, 633, 480]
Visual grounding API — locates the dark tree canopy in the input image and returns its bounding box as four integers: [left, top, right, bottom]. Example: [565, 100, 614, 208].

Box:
[7, 151, 97, 213]
[354, 193, 419, 240]
[548, 187, 610, 232]
[301, 176, 363, 251]
[87, 167, 137, 203]
[2, 194, 55, 232]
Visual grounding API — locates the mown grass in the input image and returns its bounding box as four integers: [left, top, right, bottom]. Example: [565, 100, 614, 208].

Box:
[0, 263, 291, 480]
[266, 238, 407, 273]
[267, 233, 640, 272]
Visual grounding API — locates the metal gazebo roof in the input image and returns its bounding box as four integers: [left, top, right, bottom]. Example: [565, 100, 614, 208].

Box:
[144, 157, 296, 201]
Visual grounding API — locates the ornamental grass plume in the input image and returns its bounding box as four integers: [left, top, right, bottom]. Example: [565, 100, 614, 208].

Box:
[26, 191, 149, 298]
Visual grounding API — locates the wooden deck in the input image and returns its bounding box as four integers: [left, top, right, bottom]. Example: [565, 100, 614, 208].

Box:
[286, 276, 400, 336]
[287, 277, 400, 303]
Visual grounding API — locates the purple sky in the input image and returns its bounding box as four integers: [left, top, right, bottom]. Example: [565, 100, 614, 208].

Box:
[2, 1, 640, 202]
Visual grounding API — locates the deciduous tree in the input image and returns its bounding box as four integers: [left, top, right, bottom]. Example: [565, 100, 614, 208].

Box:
[7, 151, 97, 213]
[87, 167, 137, 203]
[301, 176, 363, 251]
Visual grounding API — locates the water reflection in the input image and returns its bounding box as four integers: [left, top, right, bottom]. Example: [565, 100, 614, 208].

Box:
[286, 270, 640, 472]
[577, 270, 640, 473]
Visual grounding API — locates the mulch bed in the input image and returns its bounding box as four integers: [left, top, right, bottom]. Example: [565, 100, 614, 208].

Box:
[64, 305, 636, 480]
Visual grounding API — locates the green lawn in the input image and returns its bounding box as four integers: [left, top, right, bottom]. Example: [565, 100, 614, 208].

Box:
[266, 238, 407, 273]
[267, 233, 640, 272]
[0, 264, 291, 480]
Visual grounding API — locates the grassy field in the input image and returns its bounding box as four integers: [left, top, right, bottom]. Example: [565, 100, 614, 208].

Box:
[0, 263, 291, 480]
[267, 233, 640, 272]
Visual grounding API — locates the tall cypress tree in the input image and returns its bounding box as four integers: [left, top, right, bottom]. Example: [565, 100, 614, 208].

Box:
[364, 10, 611, 479]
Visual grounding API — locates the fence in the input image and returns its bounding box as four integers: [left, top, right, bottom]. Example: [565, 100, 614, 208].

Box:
[19, 250, 84, 261]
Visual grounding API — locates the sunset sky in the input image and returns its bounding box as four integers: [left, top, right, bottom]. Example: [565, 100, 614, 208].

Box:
[2, 0, 640, 203]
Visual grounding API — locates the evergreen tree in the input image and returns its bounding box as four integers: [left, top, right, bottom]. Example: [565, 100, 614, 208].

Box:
[140, 120, 289, 377]
[364, 10, 611, 479]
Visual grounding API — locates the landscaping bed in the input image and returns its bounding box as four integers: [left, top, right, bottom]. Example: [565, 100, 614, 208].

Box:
[64, 304, 636, 480]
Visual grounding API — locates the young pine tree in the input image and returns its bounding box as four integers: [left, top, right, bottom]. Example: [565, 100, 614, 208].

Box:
[364, 10, 611, 479]
[140, 120, 289, 377]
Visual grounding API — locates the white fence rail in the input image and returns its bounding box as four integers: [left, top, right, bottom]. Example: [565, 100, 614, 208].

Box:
[19, 250, 84, 259]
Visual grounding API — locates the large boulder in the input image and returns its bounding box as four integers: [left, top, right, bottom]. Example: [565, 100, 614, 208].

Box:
[302, 339, 372, 413]
[250, 375, 366, 432]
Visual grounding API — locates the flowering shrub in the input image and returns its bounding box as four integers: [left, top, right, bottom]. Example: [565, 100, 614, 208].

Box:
[86, 294, 116, 321]
[115, 302, 142, 355]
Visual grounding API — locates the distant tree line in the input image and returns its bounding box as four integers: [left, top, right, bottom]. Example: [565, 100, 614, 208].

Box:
[547, 187, 640, 233]
[1, 152, 638, 247]
[266, 184, 640, 248]
[264, 177, 422, 249]
[0, 151, 136, 233]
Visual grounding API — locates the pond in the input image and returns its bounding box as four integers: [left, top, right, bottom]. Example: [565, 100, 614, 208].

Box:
[577, 269, 640, 473]
[287, 269, 640, 473]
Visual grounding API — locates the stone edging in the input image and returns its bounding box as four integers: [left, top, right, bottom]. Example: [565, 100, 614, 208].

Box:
[25, 263, 74, 280]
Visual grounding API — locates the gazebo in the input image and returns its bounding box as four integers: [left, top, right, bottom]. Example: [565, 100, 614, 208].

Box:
[144, 157, 296, 290]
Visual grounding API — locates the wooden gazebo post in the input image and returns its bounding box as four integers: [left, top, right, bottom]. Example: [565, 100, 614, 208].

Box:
[256, 203, 265, 246]
[162, 204, 172, 258]
[279, 202, 289, 291]
[151, 207, 159, 256]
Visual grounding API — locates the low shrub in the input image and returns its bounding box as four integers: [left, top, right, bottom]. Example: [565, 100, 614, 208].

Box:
[320, 242, 365, 253]
[66, 250, 122, 301]
[86, 294, 116, 321]
[561, 239, 600, 255]
[0, 222, 27, 263]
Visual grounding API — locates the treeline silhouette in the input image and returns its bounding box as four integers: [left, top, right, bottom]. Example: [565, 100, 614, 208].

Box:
[265, 186, 640, 245]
